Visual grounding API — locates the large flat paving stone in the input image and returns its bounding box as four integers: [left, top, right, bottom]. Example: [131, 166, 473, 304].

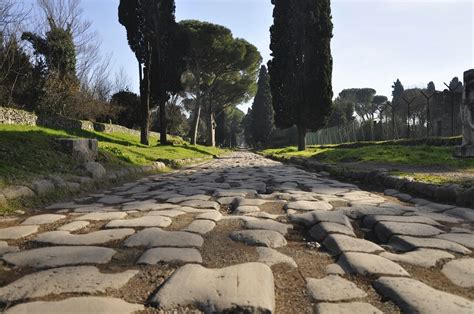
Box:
[0, 266, 138, 302]
[75, 212, 127, 221]
[151, 262, 275, 313]
[145, 209, 186, 218]
[441, 258, 474, 288]
[0, 225, 39, 240]
[106, 216, 172, 228]
[5, 297, 144, 314]
[2, 246, 116, 268]
[309, 222, 355, 242]
[437, 233, 474, 249]
[183, 220, 216, 235]
[97, 195, 133, 205]
[380, 249, 454, 268]
[373, 276, 474, 314]
[234, 205, 260, 214]
[180, 200, 220, 210]
[138, 247, 202, 265]
[21, 214, 66, 225]
[315, 302, 382, 314]
[58, 220, 89, 232]
[197, 211, 222, 222]
[375, 221, 444, 243]
[34, 229, 135, 245]
[388, 235, 471, 255]
[362, 214, 442, 228]
[338, 252, 410, 277]
[323, 234, 385, 255]
[245, 219, 292, 235]
[285, 200, 333, 211]
[289, 211, 352, 228]
[256, 247, 297, 268]
[230, 230, 287, 248]
[343, 206, 406, 219]
[306, 275, 367, 301]
[0, 241, 19, 256]
[124, 228, 204, 248]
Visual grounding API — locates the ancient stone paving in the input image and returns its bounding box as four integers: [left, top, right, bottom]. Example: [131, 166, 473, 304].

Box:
[0, 152, 473, 313]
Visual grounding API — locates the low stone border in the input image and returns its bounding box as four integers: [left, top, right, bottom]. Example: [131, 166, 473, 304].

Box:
[264, 155, 474, 209]
[0, 157, 212, 211]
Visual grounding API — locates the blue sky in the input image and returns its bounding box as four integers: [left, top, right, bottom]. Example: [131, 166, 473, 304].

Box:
[28, 0, 474, 111]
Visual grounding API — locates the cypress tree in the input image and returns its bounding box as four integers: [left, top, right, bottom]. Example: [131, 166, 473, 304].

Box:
[269, 0, 333, 151]
[251, 65, 274, 146]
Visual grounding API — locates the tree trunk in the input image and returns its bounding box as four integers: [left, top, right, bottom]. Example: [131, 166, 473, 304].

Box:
[392, 109, 396, 140]
[208, 112, 217, 147]
[159, 98, 167, 145]
[406, 103, 411, 139]
[297, 125, 306, 151]
[191, 103, 201, 145]
[426, 99, 431, 137]
[139, 61, 149, 146]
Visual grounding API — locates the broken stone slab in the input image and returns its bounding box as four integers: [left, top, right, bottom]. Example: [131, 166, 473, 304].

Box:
[309, 222, 356, 242]
[323, 234, 385, 255]
[380, 248, 454, 268]
[0, 266, 138, 302]
[58, 220, 90, 232]
[285, 200, 333, 211]
[124, 228, 204, 248]
[441, 258, 474, 288]
[289, 210, 353, 228]
[196, 211, 222, 222]
[106, 216, 172, 228]
[21, 214, 66, 225]
[388, 235, 471, 255]
[5, 297, 144, 314]
[138, 247, 202, 265]
[34, 229, 135, 245]
[183, 220, 216, 235]
[338, 252, 410, 277]
[151, 263, 275, 313]
[256, 247, 297, 268]
[216, 196, 239, 205]
[362, 214, 442, 229]
[245, 219, 292, 235]
[315, 302, 383, 314]
[373, 276, 474, 314]
[306, 275, 367, 302]
[437, 233, 474, 249]
[180, 200, 220, 210]
[3, 246, 116, 268]
[230, 230, 287, 248]
[56, 138, 98, 162]
[75, 212, 127, 221]
[375, 221, 445, 243]
[0, 225, 39, 240]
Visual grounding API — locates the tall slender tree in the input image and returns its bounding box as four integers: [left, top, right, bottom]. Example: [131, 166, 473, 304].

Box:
[251, 65, 274, 146]
[269, 0, 333, 151]
[391, 79, 404, 139]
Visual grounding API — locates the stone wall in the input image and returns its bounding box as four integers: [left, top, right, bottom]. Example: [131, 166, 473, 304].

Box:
[0, 106, 159, 137]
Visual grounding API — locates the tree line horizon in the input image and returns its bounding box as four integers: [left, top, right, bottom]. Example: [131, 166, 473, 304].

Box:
[0, 0, 465, 150]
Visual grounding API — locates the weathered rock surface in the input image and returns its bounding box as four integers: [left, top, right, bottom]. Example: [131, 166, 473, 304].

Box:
[285, 200, 333, 211]
[180, 200, 219, 210]
[197, 211, 222, 222]
[388, 235, 471, 254]
[338, 252, 410, 277]
[21, 214, 65, 225]
[306, 275, 367, 301]
[0, 225, 39, 240]
[106, 216, 172, 228]
[58, 220, 89, 231]
[289, 210, 352, 228]
[183, 220, 216, 235]
[34, 229, 135, 245]
[230, 230, 287, 248]
[138, 247, 202, 264]
[380, 249, 454, 268]
[5, 297, 144, 314]
[245, 219, 292, 235]
[0, 266, 138, 302]
[441, 258, 474, 288]
[314, 302, 383, 314]
[151, 263, 275, 313]
[323, 234, 385, 255]
[374, 276, 474, 314]
[124, 228, 204, 248]
[75, 212, 126, 221]
[375, 221, 444, 243]
[309, 222, 355, 242]
[3, 246, 116, 268]
[437, 233, 474, 249]
[256, 247, 297, 268]
[362, 214, 441, 228]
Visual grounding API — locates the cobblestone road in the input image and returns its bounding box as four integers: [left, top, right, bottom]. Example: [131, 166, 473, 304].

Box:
[0, 152, 473, 313]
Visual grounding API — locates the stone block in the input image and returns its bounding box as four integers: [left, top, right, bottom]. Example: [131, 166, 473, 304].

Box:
[56, 138, 98, 162]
